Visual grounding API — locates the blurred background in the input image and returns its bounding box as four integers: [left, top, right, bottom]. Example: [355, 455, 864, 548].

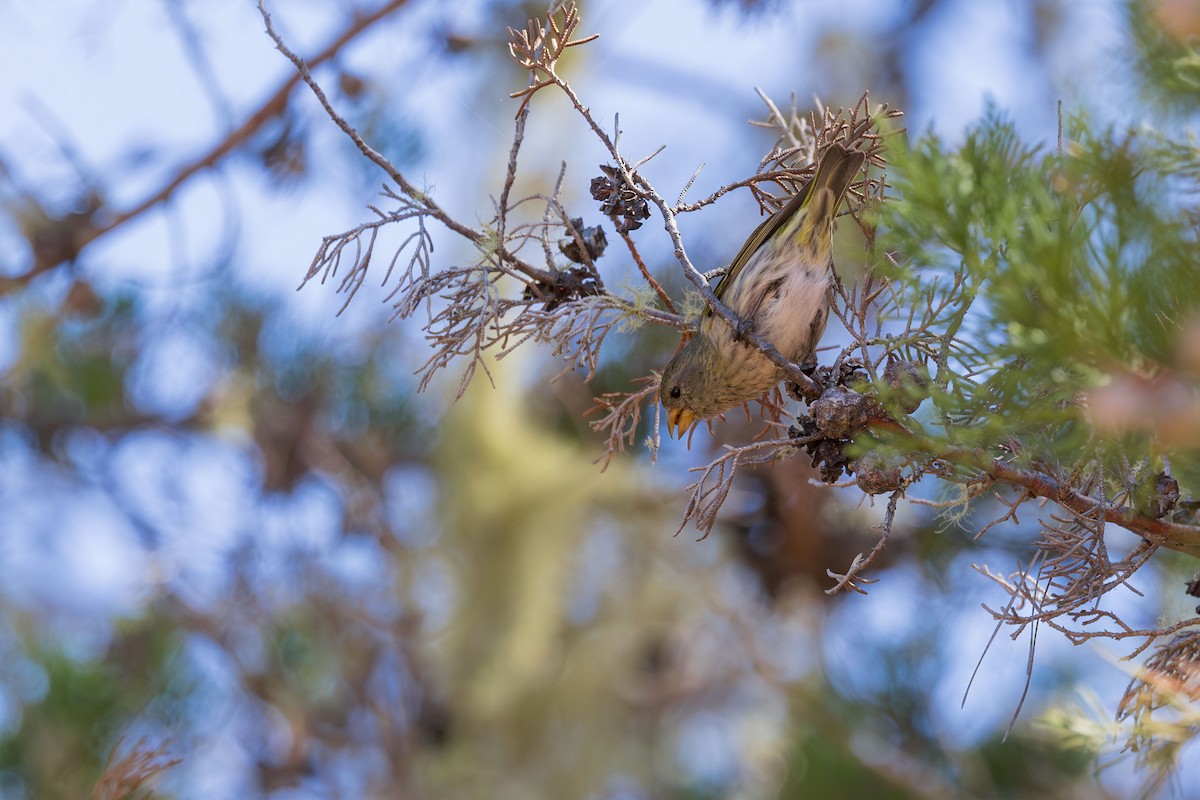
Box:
[0, 0, 1197, 797]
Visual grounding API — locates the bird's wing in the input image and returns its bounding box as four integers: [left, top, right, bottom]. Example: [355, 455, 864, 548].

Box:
[710, 142, 864, 309]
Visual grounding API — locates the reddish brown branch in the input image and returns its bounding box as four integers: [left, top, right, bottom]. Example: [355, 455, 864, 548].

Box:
[92, 0, 412, 248]
[945, 444, 1200, 557]
[618, 228, 675, 314]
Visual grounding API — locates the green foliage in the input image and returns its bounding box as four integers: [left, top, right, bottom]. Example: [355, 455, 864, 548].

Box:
[1128, 0, 1200, 111]
[880, 106, 1200, 481]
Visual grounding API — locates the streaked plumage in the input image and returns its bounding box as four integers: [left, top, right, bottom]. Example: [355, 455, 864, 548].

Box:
[660, 143, 865, 437]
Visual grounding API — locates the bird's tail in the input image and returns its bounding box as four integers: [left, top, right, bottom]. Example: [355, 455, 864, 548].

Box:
[791, 142, 866, 247]
[810, 143, 865, 211]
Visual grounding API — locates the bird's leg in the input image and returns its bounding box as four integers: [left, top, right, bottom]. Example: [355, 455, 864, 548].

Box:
[733, 314, 754, 343]
[787, 356, 822, 401]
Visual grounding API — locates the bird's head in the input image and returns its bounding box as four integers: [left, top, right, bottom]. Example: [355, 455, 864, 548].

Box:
[659, 335, 733, 438]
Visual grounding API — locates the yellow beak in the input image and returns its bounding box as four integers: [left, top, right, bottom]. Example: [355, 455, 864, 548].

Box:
[667, 407, 698, 439]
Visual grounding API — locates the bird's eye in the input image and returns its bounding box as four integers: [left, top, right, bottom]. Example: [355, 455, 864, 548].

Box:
[669, 385, 682, 399]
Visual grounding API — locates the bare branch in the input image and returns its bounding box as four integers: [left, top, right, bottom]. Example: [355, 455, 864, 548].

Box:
[825, 489, 903, 595]
[259, 0, 553, 286]
[586, 375, 662, 471]
[678, 438, 812, 539]
[92, 737, 180, 800]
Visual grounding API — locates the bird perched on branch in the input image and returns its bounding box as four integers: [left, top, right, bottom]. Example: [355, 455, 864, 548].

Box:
[660, 142, 865, 438]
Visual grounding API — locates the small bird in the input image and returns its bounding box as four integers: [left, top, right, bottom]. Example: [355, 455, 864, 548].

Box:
[660, 143, 865, 438]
